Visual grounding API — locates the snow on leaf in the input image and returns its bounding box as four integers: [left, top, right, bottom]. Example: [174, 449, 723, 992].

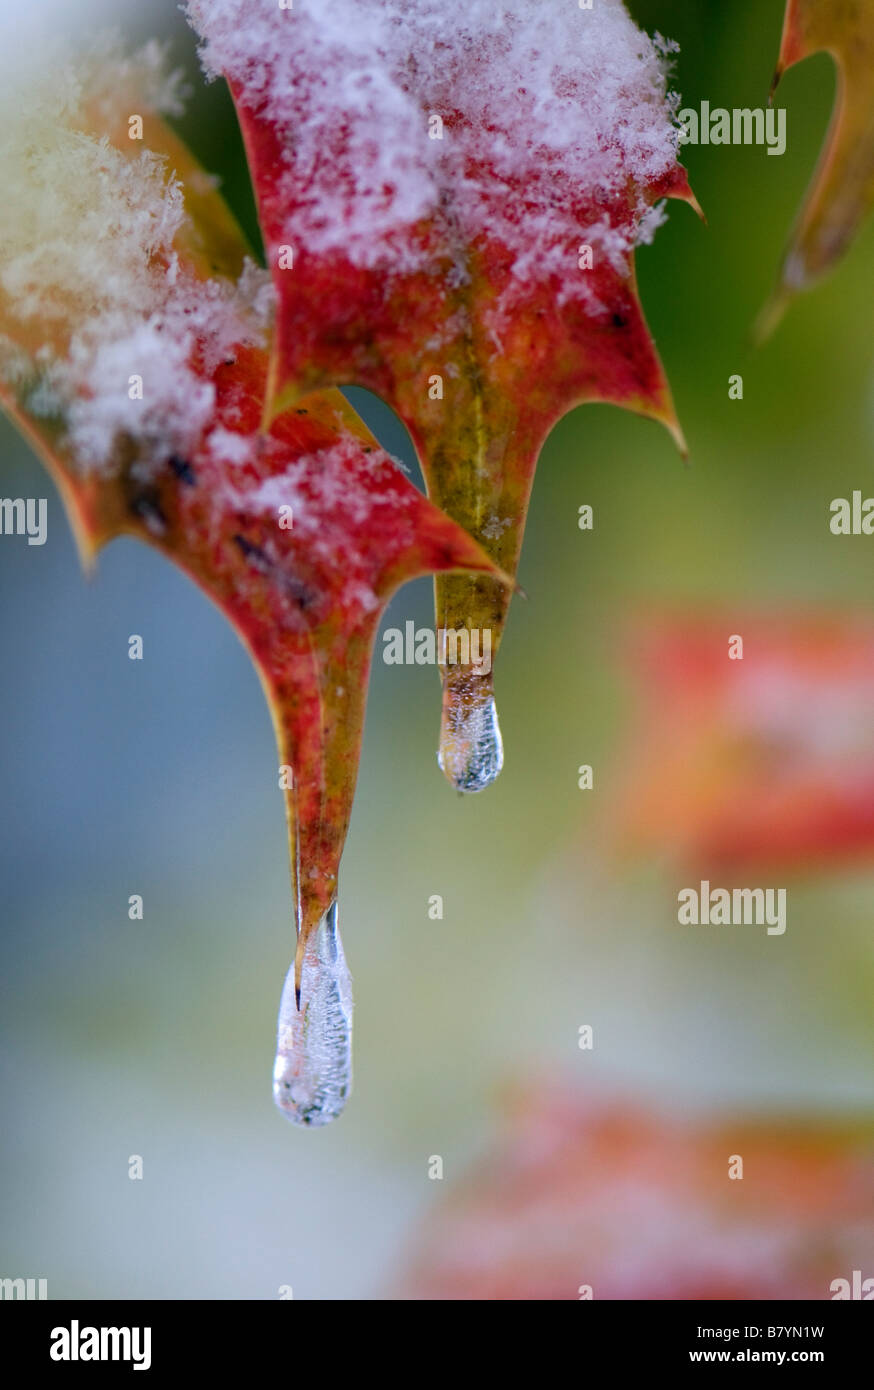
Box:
[186, 0, 698, 791]
[0, 37, 504, 1043]
[759, 0, 874, 336]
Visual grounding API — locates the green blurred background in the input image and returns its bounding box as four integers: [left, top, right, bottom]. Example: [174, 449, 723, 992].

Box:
[1, 0, 873, 1297]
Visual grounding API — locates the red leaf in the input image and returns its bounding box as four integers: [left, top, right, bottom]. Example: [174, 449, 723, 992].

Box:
[189, 0, 699, 789]
[402, 1086, 874, 1300]
[759, 0, 874, 335]
[0, 38, 504, 1122]
[611, 614, 874, 873]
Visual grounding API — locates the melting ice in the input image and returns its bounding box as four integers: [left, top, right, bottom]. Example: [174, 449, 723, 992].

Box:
[273, 901, 353, 1126]
[438, 681, 504, 793]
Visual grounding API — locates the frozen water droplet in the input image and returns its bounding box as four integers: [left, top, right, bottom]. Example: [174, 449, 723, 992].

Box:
[273, 901, 353, 1127]
[438, 672, 504, 793]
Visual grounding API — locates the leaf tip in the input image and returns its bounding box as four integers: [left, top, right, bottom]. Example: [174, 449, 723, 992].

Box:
[653, 400, 688, 460]
[754, 283, 792, 345]
[681, 183, 707, 227]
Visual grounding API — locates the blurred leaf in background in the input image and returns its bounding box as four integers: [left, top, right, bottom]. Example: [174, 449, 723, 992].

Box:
[609, 613, 874, 871]
[400, 1085, 874, 1300]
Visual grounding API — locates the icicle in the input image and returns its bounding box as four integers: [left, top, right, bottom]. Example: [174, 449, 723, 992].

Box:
[272, 900, 353, 1127]
[437, 669, 504, 792]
